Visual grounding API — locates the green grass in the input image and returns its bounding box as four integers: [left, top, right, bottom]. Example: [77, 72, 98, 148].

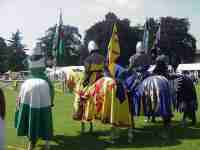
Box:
[4, 88, 200, 150]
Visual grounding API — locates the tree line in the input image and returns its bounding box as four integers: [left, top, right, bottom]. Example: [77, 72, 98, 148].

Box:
[0, 12, 197, 73]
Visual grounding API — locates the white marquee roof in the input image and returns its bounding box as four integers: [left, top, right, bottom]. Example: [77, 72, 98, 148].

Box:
[176, 63, 200, 71]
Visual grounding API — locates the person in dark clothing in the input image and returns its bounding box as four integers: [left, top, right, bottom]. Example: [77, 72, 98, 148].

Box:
[0, 88, 5, 121]
[0, 88, 5, 149]
[150, 48, 157, 64]
[153, 48, 169, 78]
[176, 73, 198, 126]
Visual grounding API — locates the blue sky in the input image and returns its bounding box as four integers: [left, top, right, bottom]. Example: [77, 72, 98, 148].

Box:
[0, 0, 199, 49]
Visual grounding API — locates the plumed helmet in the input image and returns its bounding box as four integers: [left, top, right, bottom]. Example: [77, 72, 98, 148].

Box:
[88, 40, 98, 53]
[25, 43, 45, 69]
[136, 41, 144, 53]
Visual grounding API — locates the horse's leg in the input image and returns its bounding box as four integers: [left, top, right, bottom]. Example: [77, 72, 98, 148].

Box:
[81, 122, 85, 133]
[89, 122, 93, 133]
[181, 112, 187, 127]
[161, 117, 172, 139]
[128, 127, 134, 143]
[110, 126, 119, 144]
[191, 111, 197, 125]
[151, 113, 156, 123]
[28, 138, 37, 150]
[128, 112, 135, 143]
[151, 96, 157, 123]
[44, 140, 50, 150]
[127, 92, 135, 143]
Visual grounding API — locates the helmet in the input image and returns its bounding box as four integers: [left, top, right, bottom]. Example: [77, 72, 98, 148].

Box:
[26, 43, 45, 69]
[136, 41, 144, 53]
[88, 40, 98, 53]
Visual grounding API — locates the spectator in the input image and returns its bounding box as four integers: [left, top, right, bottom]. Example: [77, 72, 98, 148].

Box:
[0, 88, 5, 150]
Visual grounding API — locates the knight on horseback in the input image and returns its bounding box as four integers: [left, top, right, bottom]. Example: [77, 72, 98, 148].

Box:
[122, 43, 174, 134]
[15, 43, 54, 150]
[129, 41, 152, 74]
[128, 41, 152, 89]
[73, 40, 133, 143]
[74, 40, 105, 133]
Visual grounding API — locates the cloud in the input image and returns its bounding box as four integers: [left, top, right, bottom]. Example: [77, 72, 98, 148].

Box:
[95, 0, 139, 7]
[116, 0, 129, 6]
[0, 0, 17, 6]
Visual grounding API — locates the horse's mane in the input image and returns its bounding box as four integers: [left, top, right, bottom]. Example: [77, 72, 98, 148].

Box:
[0, 88, 5, 120]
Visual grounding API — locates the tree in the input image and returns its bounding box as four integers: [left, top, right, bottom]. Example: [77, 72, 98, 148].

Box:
[149, 17, 196, 68]
[7, 30, 27, 71]
[78, 44, 89, 65]
[84, 12, 142, 67]
[0, 37, 8, 73]
[39, 25, 82, 66]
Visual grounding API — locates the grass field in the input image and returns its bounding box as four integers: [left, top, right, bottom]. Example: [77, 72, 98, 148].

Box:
[4, 87, 200, 150]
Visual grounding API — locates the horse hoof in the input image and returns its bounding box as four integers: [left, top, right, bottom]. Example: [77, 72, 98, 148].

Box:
[160, 133, 168, 139]
[45, 145, 50, 150]
[180, 121, 186, 128]
[28, 143, 34, 150]
[128, 139, 133, 144]
[191, 120, 197, 126]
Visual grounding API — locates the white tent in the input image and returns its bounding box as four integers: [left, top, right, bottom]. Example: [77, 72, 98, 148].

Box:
[176, 63, 200, 72]
[46, 66, 85, 81]
[148, 65, 174, 73]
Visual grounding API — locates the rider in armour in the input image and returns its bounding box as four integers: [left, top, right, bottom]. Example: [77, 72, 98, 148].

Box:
[129, 41, 152, 72]
[83, 40, 105, 87]
[128, 41, 152, 81]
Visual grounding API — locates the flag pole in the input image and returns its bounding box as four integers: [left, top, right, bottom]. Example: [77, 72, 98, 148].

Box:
[53, 8, 64, 80]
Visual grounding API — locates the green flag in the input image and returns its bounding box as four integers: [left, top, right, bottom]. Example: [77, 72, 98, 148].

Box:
[53, 10, 65, 66]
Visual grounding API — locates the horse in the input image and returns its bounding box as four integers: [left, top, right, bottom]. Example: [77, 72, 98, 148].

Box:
[117, 64, 198, 128]
[0, 88, 5, 149]
[113, 64, 175, 138]
[72, 76, 134, 143]
[62, 68, 84, 92]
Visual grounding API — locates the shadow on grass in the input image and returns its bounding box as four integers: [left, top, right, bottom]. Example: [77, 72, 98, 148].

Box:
[37, 122, 200, 150]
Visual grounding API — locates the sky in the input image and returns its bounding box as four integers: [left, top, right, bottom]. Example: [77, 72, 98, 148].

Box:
[0, 0, 199, 49]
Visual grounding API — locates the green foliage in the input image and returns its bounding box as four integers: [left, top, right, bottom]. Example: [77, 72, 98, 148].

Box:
[39, 25, 82, 66]
[0, 37, 9, 73]
[84, 12, 142, 67]
[147, 17, 196, 68]
[7, 30, 27, 71]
